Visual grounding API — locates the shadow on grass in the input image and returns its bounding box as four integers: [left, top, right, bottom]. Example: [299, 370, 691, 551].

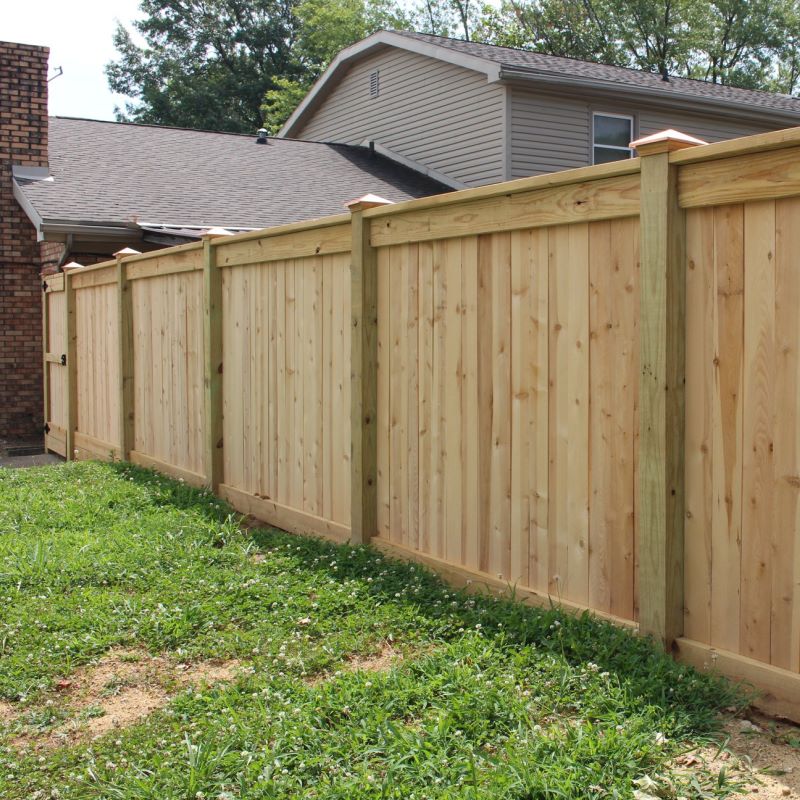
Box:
[108, 461, 746, 735]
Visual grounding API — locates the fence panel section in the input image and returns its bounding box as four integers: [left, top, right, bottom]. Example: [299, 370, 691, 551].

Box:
[72, 265, 120, 459]
[673, 134, 800, 714]
[216, 223, 353, 541]
[129, 251, 205, 483]
[371, 172, 641, 623]
[683, 193, 800, 674]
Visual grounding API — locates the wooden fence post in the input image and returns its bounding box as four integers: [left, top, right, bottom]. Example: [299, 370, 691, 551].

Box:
[62, 261, 83, 461]
[347, 194, 392, 546]
[632, 129, 704, 649]
[115, 248, 140, 461]
[203, 229, 232, 491]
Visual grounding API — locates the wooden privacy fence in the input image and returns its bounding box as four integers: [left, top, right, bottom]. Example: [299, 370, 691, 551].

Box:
[43, 126, 800, 719]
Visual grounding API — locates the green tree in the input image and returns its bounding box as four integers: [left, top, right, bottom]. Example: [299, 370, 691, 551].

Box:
[106, 0, 303, 133]
[694, 0, 789, 86]
[483, 0, 792, 90]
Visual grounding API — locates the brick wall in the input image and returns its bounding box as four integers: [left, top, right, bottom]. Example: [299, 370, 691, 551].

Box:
[0, 41, 49, 447]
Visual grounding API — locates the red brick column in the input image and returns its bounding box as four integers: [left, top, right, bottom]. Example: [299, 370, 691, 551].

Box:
[0, 41, 49, 448]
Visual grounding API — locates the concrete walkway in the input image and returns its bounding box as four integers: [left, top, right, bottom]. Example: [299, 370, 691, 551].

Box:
[0, 453, 64, 469]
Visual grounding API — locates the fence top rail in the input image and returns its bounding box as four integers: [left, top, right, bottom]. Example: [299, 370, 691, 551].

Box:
[63, 239, 203, 277]
[58, 215, 353, 278]
[670, 124, 800, 166]
[361, 158, 642, 221]
[209, 213, 351, 246]
[118, 239, 204, 265]
[63, 260, 118, 277]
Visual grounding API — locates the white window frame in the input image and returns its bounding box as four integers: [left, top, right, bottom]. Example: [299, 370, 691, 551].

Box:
[592, 112, 634, 164]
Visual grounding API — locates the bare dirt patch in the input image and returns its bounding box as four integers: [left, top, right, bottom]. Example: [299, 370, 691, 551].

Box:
[345, 642, 402, 673]
[684, 712, 800, 798]
[305, 642, 403, 687]
[0, 701, 15, 723]
[3, 648, 241, 750]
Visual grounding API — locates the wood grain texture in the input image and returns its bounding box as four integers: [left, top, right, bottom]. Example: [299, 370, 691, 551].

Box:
[74, 282, 119, 452]
[741, 200, 776, 663]
[373, 221, 638, 620]
[774, 197, 800, 673]
[118, 259, 134, 459]
[350, 208, 379, 544]
[588, 218, 639, 620]
[679, 146, 800, 208]
[64, 270, 77, 460]
[370, 173, 640, 247]
[215, 223, 351, 268]
[684, 207, 715, 644]
[132, 271, 204, 476]
[221, 253, 352, 527]
[711, 206, 745, 654]
[638, 151, 686, 648]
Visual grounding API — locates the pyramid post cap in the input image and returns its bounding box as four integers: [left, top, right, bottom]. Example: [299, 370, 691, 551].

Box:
[630, 129, 706, 156]
[202, 226, 234, 239]
[61, 261, 84, 271]
[345, 193, 393, 212]
[114, 247, 142, 258]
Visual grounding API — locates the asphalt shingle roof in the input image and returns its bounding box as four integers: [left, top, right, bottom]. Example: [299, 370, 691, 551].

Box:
[17, 117, 450, 230]
[393, 30, 800, 116]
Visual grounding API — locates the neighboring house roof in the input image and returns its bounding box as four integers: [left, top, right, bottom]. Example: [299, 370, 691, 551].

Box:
[14, 116, 449, 242]
[281, 29, 800, 137]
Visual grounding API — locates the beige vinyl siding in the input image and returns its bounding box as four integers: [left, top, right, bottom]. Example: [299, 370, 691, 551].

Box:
[637, 108, 775, 142]
[509, 88, 592, 178]
[295, 48, 505, 187]
[510, 85, 780, 178]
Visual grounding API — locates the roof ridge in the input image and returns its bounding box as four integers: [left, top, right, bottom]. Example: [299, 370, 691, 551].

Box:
[50, 116, 257, 138]
[388, 29, 798, 104]
[49, 117, 385, 146]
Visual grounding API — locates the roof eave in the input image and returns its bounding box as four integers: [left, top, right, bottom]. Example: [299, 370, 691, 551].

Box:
[278, 30, 502, 138]
[499, 66, 800, 125]
[40, 220, 140, 243]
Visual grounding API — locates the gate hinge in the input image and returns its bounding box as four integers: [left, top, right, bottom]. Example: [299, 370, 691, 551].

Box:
[43, 422, 50, 434]
[42, 280, 48, 292]
[60, 354, 67, 366]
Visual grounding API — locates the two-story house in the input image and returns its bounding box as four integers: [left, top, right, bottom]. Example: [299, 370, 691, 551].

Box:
[280, 30, 800, 188]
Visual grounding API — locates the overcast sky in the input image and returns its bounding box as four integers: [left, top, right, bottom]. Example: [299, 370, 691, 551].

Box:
[3, 0, 143, 120]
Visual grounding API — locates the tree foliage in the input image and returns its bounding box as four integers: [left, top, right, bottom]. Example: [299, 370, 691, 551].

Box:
[107, 0, 800, 136]
[481, 0, 793, 87]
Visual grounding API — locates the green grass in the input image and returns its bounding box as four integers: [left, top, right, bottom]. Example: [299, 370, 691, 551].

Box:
[0, 461, 745, 799]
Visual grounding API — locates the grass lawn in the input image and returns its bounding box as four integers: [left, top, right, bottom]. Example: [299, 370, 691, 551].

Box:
[0, 461, 746, 799]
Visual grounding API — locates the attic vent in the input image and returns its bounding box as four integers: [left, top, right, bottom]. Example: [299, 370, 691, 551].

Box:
[369, 69, 380, 98]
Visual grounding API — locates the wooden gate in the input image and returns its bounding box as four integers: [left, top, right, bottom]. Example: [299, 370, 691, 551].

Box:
[42, 272, 68, 457]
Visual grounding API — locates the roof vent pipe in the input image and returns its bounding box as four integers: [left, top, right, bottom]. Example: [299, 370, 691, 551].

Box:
[256, 128, 268, 144]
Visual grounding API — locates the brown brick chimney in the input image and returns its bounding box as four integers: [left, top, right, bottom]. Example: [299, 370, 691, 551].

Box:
[0, 40, 50, 450]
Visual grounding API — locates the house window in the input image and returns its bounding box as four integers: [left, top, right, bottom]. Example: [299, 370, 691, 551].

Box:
[593, 113, 634, 164]
[370, 69, 380, 98]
